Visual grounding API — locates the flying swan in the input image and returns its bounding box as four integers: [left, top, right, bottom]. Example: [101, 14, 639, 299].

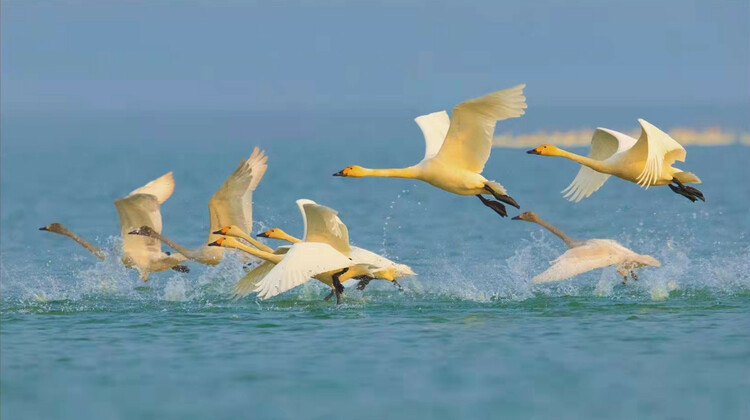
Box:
[41, 172, 190, 280]
[251, 199, 415, 290]
[527, 119, 704, 202]
[208, 235, 373, 304]
[512, 211, 660, 283]
[129, 148, 272, 264]
[333, 84, 527, 217]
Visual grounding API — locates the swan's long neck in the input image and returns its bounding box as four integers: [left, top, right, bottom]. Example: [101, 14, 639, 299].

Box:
[148, 231, 203, 261]
[555, 149, 609, 173]
[530, 216, 579, 248]
[276, 231, 302, 244]
[232, 230, 275, 253]
[226, 241, 283, 264]
[359, 166, 420, 179]
[61, 228, 106, 260]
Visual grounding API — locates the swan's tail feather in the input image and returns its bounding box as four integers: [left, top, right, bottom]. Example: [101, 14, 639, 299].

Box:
[484, 181, 508, 196]
[673, 171, 701, 185]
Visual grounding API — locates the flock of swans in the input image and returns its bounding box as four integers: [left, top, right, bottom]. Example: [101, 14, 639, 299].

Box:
[41, 84, 704, 303]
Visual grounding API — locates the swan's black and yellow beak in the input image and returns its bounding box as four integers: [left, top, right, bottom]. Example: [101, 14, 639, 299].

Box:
[526, 148, 541, 155]
[256, 232, 269, 238]
[212, 227, 228, 235]
[39, 226, 48, 231]
[207, 239, 222, 247]
[332, 169, 345, 177]
[511, 215, 522, 220]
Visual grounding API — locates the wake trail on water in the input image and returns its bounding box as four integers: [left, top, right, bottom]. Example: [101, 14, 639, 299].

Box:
[2, 218, 749, 311]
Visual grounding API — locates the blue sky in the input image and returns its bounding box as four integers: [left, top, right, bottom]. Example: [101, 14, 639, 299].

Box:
[2, 0, 748, 111]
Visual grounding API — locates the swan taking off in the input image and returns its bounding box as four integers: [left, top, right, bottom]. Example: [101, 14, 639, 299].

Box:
[114, 172, 190, 281]
[208, 236, 373, 304]
[512, 211, 660, 283]
[255, 199, 416, 290]
[333, 84, 527, 217]
[129, 148, 272, 265]
[527, 119, 704, 202]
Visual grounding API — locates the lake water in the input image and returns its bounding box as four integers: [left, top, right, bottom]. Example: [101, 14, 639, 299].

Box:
[2, 108, 749, 419]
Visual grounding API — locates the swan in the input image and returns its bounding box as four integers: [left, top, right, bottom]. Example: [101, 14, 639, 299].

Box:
[512, 211, 660, 283]
[208, 236, 373, 304]
[527, 119, 704, 202]
[129, 148, 272, 264]
[39, 223, 108, 260]
[333, 84, 527, 217]
[113, 172, 191, 281]
[254, 199, 415, 290]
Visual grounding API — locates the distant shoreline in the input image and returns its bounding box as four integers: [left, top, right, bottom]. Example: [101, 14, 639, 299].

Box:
[494, 127, 750, 147]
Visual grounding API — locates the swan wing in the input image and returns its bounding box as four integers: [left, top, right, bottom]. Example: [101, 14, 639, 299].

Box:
[126, 171, 175, 205]
[207, 148, 268, 243]
[632, 119, 686, 188]
[435, 84, 527, 172]
[253, 243, 353, 300]
[348, 246, 393, 269]
[562, 128, 636, 202]
[414, 110, 451, 163]
[296, 199, 351, 255]
[533, 242, 621, 284]
[231, 246, 290, 298]
[114, 193, 164, 260]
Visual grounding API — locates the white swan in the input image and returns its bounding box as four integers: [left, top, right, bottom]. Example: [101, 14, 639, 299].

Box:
[129, 148, 272, 264]
[113, 172, 190, 281]
[512, 211, 660, 283]
[334, 84, 527, 217]
[255, 199, 415, 290]
[208, 236, 373, 304]
[527, 119, 704, 202]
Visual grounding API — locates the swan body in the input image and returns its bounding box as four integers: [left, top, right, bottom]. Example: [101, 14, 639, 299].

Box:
[258, 199, 415, 284]
[513, 212, 660, 283]
[209, 236, 373, 303]
[527, 119, 703, 202]
[113, 172, 189, 281]
[334, 85, 527, 216]
[129, 148, 271, 265]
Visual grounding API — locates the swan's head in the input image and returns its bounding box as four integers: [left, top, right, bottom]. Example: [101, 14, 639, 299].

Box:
[208, 236, 242, 249]
[39, 222, 67, 233]
[333, 165, 366, 177]
[256, 228, 287, 239]
[212, 225, 249, 239]
[511, 211, 541, 223]
[128, 226, 158, 237]
[526, 144, 560, 156]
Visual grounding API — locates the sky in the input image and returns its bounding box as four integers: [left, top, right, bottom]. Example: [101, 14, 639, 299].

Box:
[2, 0, 749, 112]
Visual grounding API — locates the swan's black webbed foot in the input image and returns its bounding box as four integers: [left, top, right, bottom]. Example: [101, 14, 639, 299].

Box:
[477, 195, 508, 217]
[171, 265, 190, 273]
[630, 271, 638, 282]
[392, 280, 404, 291]
[483, 185, 520, 209]
[331, 267, 348, 305]
[323, 290, 335, 301]
[670, 178, 705, 202]
[355, 276, 372, 291]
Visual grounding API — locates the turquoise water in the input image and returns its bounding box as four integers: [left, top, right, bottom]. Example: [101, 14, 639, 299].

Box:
[2, 109, 749, 419]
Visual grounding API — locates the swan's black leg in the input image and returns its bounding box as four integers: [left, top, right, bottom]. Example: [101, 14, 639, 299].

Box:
[630, 271, 638, 282]
[355, 276, 372, 291]
[331, 267, 348, 305]
[483, 185, 520, 209]
[323, 289, 335, 301]
[477, 195, 508, 217]
[670, 178, 705, 202]
[392, 280, 403, 291]
[170, 265, 190, 273]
